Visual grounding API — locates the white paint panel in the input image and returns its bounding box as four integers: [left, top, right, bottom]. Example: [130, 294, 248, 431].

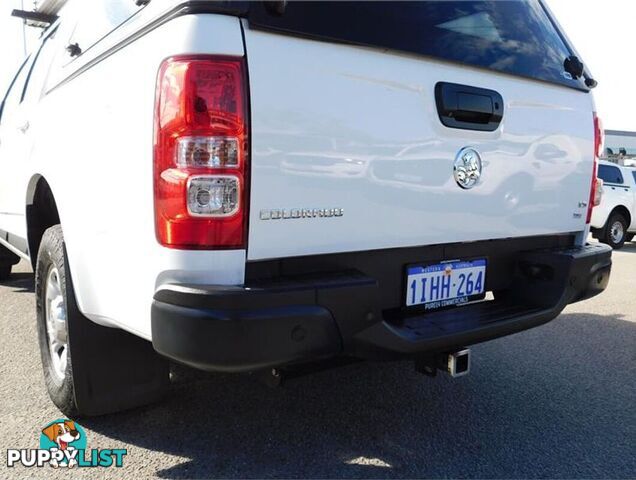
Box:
[22, 14, 246, 339]
[244, 27, 595, 260]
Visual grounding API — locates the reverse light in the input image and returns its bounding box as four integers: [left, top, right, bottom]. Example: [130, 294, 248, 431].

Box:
[587, 114, 603, 223]
[187, 176, 240, 217]
[593, 179, 603, 207]
[154, 56, 247, 249]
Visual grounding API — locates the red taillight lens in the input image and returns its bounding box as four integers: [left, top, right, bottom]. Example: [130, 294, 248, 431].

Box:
[154, 56, 248, 249]
[587, 114, 603, 223]
[594, 114, 604, 159]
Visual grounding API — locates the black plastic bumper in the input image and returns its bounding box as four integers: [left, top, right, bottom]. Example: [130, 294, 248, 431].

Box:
[152, 243, 612, 372]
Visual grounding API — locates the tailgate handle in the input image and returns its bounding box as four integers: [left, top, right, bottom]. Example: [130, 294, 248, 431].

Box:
[435, 82, 504, 132]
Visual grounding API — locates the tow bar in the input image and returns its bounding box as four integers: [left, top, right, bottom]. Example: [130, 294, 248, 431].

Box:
[415, 348, 471, 378]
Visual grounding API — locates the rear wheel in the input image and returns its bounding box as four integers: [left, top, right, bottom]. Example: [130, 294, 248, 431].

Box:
[36, 225, 169, 416]
[600, 213, 628, 249]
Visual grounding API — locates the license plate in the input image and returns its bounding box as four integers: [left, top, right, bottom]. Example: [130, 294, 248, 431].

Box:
[405, 258, 486, 310]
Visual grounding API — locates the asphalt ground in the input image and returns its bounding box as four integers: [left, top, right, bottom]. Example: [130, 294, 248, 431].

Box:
[0, 241, 634, 479]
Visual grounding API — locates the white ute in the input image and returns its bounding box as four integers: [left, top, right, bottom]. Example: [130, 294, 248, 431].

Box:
[590, 160, 636, 248]
[0, 0, 613, 415]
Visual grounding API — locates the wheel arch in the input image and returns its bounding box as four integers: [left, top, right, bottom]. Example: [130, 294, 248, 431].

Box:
[26, 175, 61, 270]
[607, 205, 631, 229]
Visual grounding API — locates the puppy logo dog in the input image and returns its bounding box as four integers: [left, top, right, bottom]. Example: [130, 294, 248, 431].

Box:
[6, 419, 126, 468]
[41, 420, 81, 467]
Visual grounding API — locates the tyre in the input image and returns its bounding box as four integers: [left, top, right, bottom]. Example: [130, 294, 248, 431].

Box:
[36, 225, 169, 416]
[626, 233, 635, 243]
[600, 212, 628, 249]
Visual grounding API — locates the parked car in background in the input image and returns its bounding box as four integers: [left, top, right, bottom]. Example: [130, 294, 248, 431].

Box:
[591, 161, 636, 248]
[0, 0, 612, 416]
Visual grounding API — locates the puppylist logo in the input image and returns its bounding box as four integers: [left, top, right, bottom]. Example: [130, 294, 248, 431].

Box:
[7, 419, 127, 468]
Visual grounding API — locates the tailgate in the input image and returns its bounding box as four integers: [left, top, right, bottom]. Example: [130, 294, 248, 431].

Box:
[242, 2, 595, 260]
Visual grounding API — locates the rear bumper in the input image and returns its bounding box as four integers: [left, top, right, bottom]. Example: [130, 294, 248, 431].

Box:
[151, 242, 612, 372]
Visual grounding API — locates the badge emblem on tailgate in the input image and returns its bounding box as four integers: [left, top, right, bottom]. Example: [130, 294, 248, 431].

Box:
[453, 147, 482, 189]
[260, 208, 344, 220]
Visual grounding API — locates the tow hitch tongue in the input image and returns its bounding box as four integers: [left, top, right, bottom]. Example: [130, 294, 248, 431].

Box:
[446, 349, 471, 377]
[415, 349, 471, 378]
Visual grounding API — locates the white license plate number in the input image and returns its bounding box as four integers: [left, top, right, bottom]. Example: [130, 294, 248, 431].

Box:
[405, 259, 486, 309]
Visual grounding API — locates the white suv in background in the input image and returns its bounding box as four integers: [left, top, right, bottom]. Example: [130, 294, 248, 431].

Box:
[591, 161, 636, 248]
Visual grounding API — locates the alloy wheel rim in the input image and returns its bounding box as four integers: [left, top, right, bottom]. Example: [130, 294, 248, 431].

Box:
[610, 221, 624, 244]
[45, 266, 67, 381]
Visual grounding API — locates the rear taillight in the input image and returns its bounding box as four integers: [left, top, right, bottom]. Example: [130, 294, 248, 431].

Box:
[154, 56, 248, 249]
[587, 114, 604, 223]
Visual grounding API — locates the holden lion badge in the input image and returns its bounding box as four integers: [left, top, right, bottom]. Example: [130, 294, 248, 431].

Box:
[453, 147, 482, 189]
